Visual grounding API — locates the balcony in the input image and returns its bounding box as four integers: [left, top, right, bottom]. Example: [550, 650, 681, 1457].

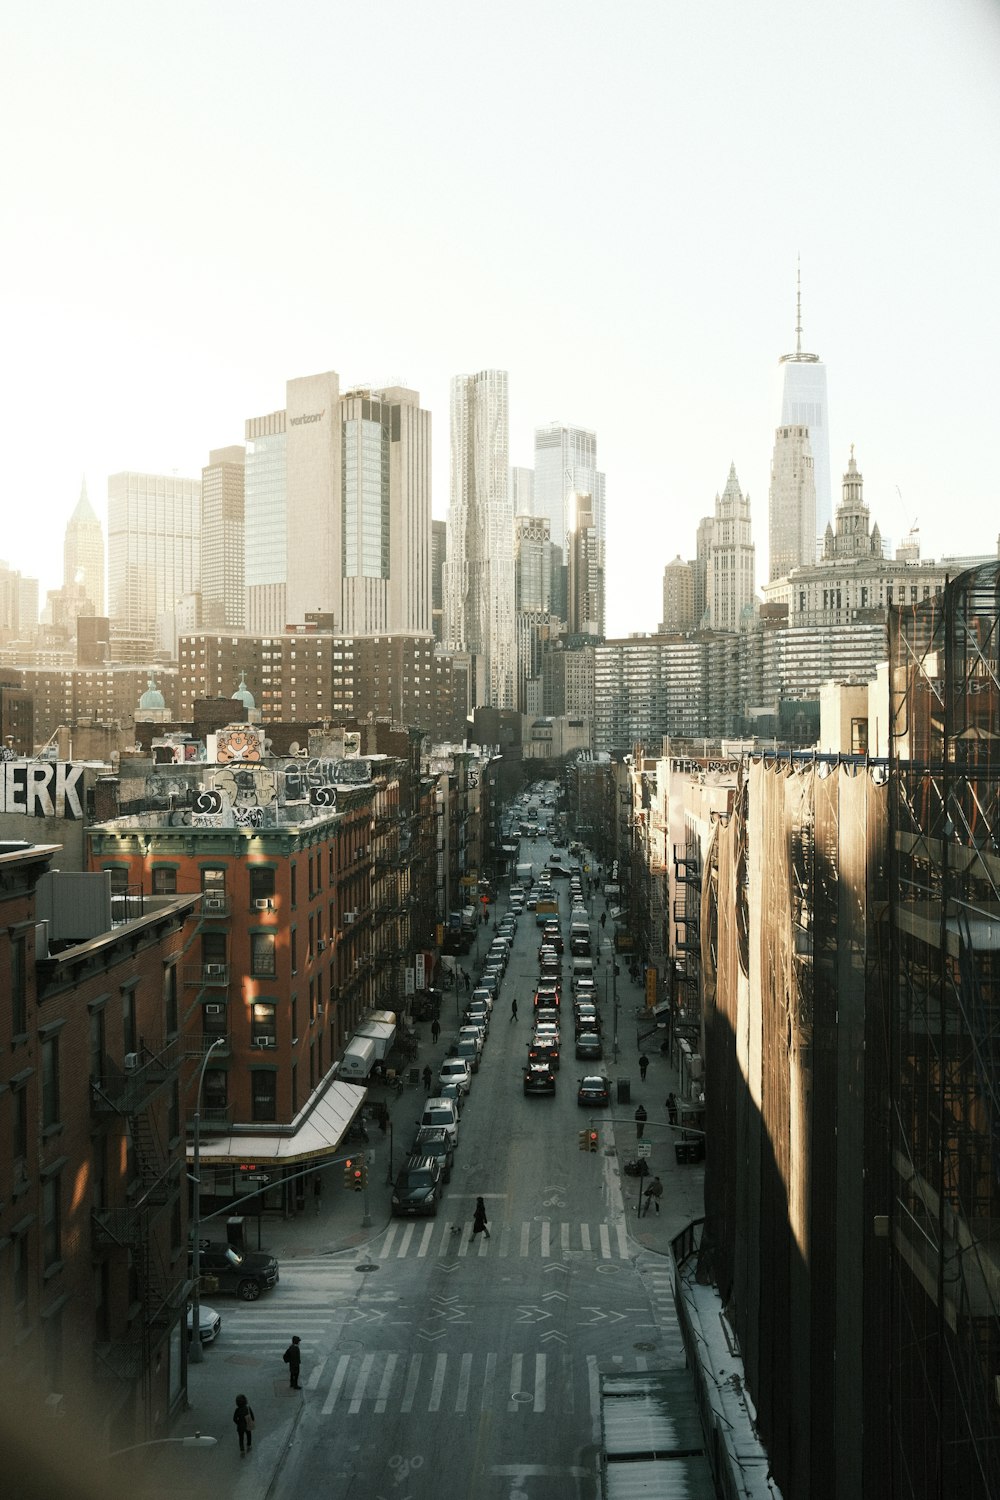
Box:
[183, 964, 231, 988]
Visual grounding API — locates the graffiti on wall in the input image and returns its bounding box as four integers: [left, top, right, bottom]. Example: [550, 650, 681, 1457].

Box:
[209, 725, 265, 764]
[212, 765, 277, 828]
[0, 761, 85, 819]
[281, 756, 372, 802]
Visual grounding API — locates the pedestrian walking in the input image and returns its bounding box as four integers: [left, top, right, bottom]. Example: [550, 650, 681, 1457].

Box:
[510, 997, 518, 1022]
[600, 910, 606, 930]
[638, 1053, 649, 1081]
[282, 1336, 302, 1389]
[642, 1175, 664, 1216]
[431, 1018, 441, 1044]
[422, 1065, 433, 1093]
[464, 971, 471, 994]
[666, 1092, 678, 1126]
[233, 1393, 255, 1455]
[471, 1196, 491, 1239]
[635, 1104, 648, 1139]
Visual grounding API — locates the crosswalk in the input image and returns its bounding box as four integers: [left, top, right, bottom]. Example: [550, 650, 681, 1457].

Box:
[376, 1216, 631, 1260]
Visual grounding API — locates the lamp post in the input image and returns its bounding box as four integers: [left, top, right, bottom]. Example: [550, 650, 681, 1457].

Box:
[108, 1433, 217, 1458]
[190, 1036, 225, 1365]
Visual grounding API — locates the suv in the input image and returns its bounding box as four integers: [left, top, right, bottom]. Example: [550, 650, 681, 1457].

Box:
[420, 1097, 460, 1146]
[412, 1126, 455, 1182]
[391, 1155, 444, 1217]
[193, 1242, 280, 1301]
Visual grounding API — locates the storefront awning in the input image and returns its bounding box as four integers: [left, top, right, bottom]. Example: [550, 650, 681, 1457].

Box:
[193, 1078, 367, 1168]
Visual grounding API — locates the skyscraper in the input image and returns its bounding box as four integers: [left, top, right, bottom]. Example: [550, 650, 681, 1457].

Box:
[431, 519, 447, 643]
[444, 370, 515, 708]
[246, 373, 432, 637]
[511, 466, 534, 517]
[533, 423, 605, 557]
[514, 514, 552, 711]
[244, 408, 287, 635]
[768, 425, 816, 581]
[107, 471, 200, 639]
[200, 446, 245, 630]
[566, 492, 605, 638]
[660, 556, 696, 634]
[777, 267, 831, 540]
[705, 464, 756, 632]
[63, 479, 105, 617]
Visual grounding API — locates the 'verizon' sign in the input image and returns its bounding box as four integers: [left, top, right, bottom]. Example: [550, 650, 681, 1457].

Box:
[0, 762, 85, 819]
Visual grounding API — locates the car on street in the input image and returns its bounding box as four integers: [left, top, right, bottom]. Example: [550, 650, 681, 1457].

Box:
[542, 928, 564, 953]
[391, 1155, 444, 1217]
[437, 1080, 465, 1114]
[411, 1126, 455, 1182]
[420, 1097, 460, 1145]
[439, 1058, 472, 1095]
[454, 1037, 481, 1073]
[572, 978, 598, 1004]
[525, 894, 537, 910]
[528, 1039, 560, 1071]
[187, 1301, 222, 1344]
[479, 971, 501, 998]
[458, 1023, 486, 1055]
[577, 1074, 611, 1108]
[575, 1031, 603, 1060]
[574, 1005, 601, 1036]
[192, 1243, 280, 1301]
[523, 1063, 557, 1097]
[535, 977, 561, 1000]
[470, 987, 494, 1012]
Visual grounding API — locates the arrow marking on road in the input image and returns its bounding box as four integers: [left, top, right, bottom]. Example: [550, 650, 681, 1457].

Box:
[540, 1330, 568, 1343]
[542, 1291, 569, 1302]
[417, 1327, 447, 1341]
[515, 1305, 552, 1324]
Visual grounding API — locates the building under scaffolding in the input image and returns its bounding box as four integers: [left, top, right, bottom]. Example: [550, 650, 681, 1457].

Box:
[699, 562, 1000, 1498]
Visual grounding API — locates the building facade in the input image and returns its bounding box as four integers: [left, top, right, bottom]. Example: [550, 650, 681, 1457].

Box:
[200, 445, 245, 630]
[107, 472, 201, 640]
[768, 424, 816, 582]
[777, 274, 831, 538]
[63, 479, 105, 618]
[244, 408, 288, 635]
[704, 464, 755, 633]
[566, 492, 605, 638]
[532, 422, 606, 559]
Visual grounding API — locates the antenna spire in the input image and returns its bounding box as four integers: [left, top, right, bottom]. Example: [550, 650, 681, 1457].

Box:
[795, 254, 802, 357]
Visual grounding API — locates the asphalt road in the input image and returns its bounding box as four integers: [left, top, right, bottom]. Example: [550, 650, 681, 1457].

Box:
[193, 835, 680, 1499]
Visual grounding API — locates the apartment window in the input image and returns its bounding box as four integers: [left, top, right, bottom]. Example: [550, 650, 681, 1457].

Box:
[122, 988, 137, 1055]
[164, 964, 178, 1034]
[202, 932, 226, 976]
[252, 1002, 277, 1047]
[290, 927, 298, 974]
[42, 1173, 62, 1270]
[309, 978, 316, 1026]
[249, 867, 275, 908]
[202, 867, 227, 898]
[204, 1068, 228, 1114]
[251, 1070, 277, 1122]
[42, 1037, 60, 1132]
[89, 1006, 106, 1082]
[290, 995, 298, 1043]
[152, 867, 177, 895]
[290, 862, 297, 908]
[251, 932, 276, 978]
[12, 1083, 28, 1168]
[11, 932, 27, 1037]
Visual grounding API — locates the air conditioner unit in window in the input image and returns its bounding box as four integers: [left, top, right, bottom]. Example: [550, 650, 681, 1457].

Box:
[344, 911, 357, 924]
[255, 1036, 275, 1048]
[124, 1052, 139, 1072]
[316, 938, 326, 952]
[205, 963, 226, 977]
[205, 1003, 225, 1017]
[203, 895, 226, 912]
[253, 898, 273, 911]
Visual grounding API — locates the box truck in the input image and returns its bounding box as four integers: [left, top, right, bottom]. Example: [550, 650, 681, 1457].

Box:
[338, 1036, 377, 1080]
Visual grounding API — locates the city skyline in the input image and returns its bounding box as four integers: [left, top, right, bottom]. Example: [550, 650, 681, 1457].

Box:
[2, 2, 999, 638]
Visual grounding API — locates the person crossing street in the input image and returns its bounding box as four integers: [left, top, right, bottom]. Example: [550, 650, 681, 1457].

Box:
[642, 1176, 663, 1215]
[510, 997, 518, 1022]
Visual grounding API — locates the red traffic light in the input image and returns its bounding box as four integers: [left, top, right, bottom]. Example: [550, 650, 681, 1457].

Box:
[588, 1131, 599, 1153]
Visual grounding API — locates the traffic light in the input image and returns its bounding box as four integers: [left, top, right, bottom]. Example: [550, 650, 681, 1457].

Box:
[578, 1129, 589, 1152]
[588, 1129, 599, 1153]
[343, 1157, 355, 1189]
[357, 1157, 368, 1190]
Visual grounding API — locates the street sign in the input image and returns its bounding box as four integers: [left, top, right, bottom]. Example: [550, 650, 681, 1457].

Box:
[637, 1142, 652, 1158]
[405, 967, 415, 995]
[415, 953, 426, 988]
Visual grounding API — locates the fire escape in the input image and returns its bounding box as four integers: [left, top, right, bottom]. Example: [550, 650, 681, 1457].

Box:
[90, 1038, 186, 1431]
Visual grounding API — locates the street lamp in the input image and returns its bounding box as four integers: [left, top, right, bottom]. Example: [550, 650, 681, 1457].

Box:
[108, 1433, 217, 1458]
[189, 1036, 225, 1365]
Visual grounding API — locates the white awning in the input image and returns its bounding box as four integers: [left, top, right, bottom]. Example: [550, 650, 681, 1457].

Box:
[193, 1078, 367, 1167]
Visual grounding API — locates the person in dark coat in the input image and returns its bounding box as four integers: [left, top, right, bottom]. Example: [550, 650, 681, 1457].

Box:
[283, 1335, 302, 1389]
[642, 1176, 664, 1215]
[666, 1092, 678, 1126]
[635, 1104, 648, 1139]
[422, 1065, 433, 1092]
[233, 1393, 255, 1454]
[510, 997, 518, 1022]
[431, 1018, 441, 1044]
[472, 1197, 491, 1240]
[638, 1054, 649, 1081]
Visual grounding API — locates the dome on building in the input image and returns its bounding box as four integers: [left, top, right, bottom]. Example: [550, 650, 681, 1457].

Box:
[138, 672, 166, 712]
[232, 671, 256, 711]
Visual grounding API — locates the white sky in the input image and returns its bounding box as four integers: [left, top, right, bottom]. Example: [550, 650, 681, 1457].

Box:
[2, 0, 999, 637]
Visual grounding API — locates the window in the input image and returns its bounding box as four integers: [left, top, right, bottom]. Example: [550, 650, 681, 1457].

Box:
[249, 867, 275, 908]
[290, 927, 298, 974]
[11, 932, 27, 1036]
[202, 867, 227, 899]
[42, 1037, 60, 1131]
[252, 1002, 277, 1047]
[152, 867, 177, 895]
[251, 932, 276, 978]
[42, 1174, 62, 1270]
[163, 964, 178, 1035]
[122, 989, 137, 1055]
[204, 1067, 228, 1115]
[290, 862, 297, 907]
[251, 1070, 277, 1122]
[89, 1007, 105, 1082]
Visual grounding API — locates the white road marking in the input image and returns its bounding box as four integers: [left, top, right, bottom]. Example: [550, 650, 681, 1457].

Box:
[508, 1353, 522, 1411]
[322, 1353, 352, 1415]
[428, 1352, 447, 1411]
[400, 1353, 422, 1413]
[374, 1353, 397, 1413]
[455, 1352, 473, 1413]
[534, 1353, 546, 1412]
[348, 1352, 375, 1412]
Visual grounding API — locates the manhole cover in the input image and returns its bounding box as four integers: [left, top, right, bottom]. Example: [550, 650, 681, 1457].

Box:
[511, 1391, 534, 1404]
[634, 1341, 657, 1352]
[355, 1263, 380, 1273]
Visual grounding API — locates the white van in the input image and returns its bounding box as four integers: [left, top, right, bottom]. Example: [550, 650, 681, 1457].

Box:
[571, 955, 595, 983]
[420, 1097, 460, 1147]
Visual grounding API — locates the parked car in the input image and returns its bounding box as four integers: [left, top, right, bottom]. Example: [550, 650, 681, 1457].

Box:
[572, 978, 598, 1004]
[465, 1001, 491, 1032]
[535, 978, 562, 1003]
[524, 1063, 557, 1097]
[439, 1058, 472, 1095]
[534, 1006, 560, 1030]
[458, 1023, 486, 1055]
[577, 1074, 611, 1108]
[412, 1125, 456, 1182]
[574, 1005, 601, 1036]
[187, 1301, 222, 1344]
[454, 1037, 481, 1073]
[192, 1243, 280, 1301]
[420, 1097, 460, 1146]
[575, 1031, 603, 1061]
[391, 1155, 444, 1217]
[437, 1080, 465, 1115]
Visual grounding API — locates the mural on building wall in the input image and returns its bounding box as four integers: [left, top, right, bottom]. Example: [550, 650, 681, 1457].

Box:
[281, 756, 370, 801]
[309, 785, 337, 808]
[209, 724, 265, 764]
[0, 761, 85, 818]
[213, 764, 278, 828]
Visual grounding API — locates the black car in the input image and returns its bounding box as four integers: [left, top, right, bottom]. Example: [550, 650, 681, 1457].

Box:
[574, 1005, 601, 1037]
[412, 1126, 456, 1182]
[391, 1155, 444, 1217]
[577, 1075, 611, 1108]
[575, 1031, 603, 1060]
[193, 1242, 280, 1301]
[528, 1039, 561, 1071]
[524, 1063, 557, 1096]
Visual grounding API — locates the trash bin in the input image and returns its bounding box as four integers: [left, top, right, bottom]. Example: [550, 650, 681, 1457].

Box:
[616, 1078, 631, 1105]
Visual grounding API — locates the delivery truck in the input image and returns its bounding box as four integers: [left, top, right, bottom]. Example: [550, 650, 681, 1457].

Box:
[338, 1035, 377, 1080]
